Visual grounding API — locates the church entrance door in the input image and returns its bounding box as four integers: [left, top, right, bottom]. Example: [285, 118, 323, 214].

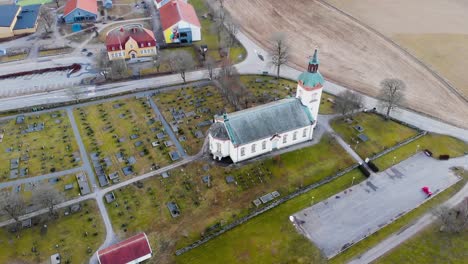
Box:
[272, 139, 278, 150]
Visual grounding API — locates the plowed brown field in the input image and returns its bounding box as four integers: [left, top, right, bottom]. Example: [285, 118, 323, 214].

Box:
[225, 0, 468, 128]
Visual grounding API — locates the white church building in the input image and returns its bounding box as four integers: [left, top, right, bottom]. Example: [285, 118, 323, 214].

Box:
[208, 49, 325, 163]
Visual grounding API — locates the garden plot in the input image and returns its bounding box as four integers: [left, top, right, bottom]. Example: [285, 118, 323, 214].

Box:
[331, 112, 418, 159]
[105, 135, 354, 263]
[74, 97, 175, 185]
[0, 201, 104, 264]
[291, 153, 460, 258]
[0, 111, 80, 181]
[154, 85, 235, 155]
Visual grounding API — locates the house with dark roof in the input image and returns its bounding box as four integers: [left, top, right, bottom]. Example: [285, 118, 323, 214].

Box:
[63, 0, 98, 24]
[159, 0, 200, 44]
[209, 49, 325, 163]
[105, 25, 157, 60]
[97, 233, 152, 264]
[0, 4, 40, 39]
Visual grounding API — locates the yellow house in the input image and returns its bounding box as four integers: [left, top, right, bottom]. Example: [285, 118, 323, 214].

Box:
[0, 4, 41, 39]
[106, 26, 158, 61]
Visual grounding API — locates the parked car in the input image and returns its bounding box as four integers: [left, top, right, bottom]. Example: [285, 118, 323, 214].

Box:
[422, 186, 432, 197]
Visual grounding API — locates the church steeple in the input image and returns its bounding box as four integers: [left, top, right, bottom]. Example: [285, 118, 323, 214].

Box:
[308, 48, 319, 73]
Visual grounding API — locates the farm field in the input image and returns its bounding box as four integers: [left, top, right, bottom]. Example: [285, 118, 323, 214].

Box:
[325, 0, 468, 99]
[0, 201, 104, 264]
[105, 134, 355, 263]
[331, 112, 418, 159]
[74, 97, 175, 185]
[224, 0, 468, 129]
[0, 111, 80, 182]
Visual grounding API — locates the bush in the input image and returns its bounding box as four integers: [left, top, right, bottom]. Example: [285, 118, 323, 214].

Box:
[439, 154, 450, 160]
[358, 164, 371, 177]
[367, 160, 379, 172]
[424, 149, 433, 157]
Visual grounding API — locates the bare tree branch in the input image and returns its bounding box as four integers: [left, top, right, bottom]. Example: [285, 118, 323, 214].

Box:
[32, 185, 65, 216]
[172, 50, 196, 83]
[335, 90, 363, 117]
[40, 7, 55, 33]
[379, 78, 406, 119]
[270, 32, 289, 79]
[0, 194, 26, 225]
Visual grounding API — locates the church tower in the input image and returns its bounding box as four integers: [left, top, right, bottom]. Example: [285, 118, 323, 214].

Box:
[296, 48, 325, 126]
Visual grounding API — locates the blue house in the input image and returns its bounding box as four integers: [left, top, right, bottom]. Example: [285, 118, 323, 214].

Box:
[63, 0, 98, 24]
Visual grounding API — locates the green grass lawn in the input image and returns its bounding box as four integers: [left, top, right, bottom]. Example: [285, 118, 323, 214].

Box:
[0, 53, 28, 63]
[240, 75, 336, 115]
[374, 133, 468, 170]
[177, 169, 364, 264]
[331, 112, 418, 159]
[74, 97, 175, 181]
[375, 223, 467, 264]
[0, 111, 80, 181]
[106, 134, 354, 263]
[330, 170, 468, 264]
[0, 201, 104, 264]
[154, 85, 234, 155]
[189, 0, 247, 63]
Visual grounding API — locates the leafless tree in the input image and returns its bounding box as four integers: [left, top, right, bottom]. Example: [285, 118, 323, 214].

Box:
[152, 54, 161, 72]
[270, 32, 289, 79]
[109, 59, 128, 79]
[96, 50, 110, 79]
[204, 56, 216, 80]
[0, 194, 26, 225]
[211, 5, 227, 44]
[433, 199, 468, 233]
[379, 78, 406, 120]
[172, 50, 196, 83]
[335, 90, 363, 117]
[223, 15, 239, 49]
[32, 185, 65, 216]
[217, 60, 250, 109]
[40, 7, 55, 33]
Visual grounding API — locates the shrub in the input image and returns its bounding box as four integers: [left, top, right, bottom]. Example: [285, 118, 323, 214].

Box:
[367, 161, 379, 172]
[358, 164, 371, 177]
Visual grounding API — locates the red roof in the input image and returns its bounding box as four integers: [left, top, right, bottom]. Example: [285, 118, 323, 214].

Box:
[159, 0, 201, 30]
[63, 0, 98, 16]
[105, 26, 157, 51]
[98, 233, 152, 264]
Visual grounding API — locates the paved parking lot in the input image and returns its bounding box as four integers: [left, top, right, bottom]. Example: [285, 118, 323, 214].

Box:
[291, 153, 461, 258]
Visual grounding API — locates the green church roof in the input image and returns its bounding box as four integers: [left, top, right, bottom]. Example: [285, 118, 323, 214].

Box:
[298, 71, 325, 88]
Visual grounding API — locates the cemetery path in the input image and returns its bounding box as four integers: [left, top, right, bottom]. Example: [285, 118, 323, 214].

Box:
[66, 107, 98, 190]
[320, 114, 366, 164]
[0, 167, 83, 189]
[147, 96, 187, 157]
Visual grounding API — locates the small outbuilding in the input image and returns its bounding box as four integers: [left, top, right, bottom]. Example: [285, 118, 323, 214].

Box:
[63, 0, 98, 24]
[97, 233, 152, 264]
[159, 0, 200, 44]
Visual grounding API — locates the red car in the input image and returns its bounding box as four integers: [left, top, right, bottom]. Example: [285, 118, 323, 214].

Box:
[422, 186, 432, 196]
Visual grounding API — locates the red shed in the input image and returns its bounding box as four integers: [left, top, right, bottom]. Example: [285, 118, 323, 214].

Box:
[97, 233, 152, 264]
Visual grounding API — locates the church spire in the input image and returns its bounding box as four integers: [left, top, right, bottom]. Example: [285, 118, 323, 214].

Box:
[308, 48, 319, 73]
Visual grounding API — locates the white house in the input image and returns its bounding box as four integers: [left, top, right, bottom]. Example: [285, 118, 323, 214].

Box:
[209, 49, 325, 163]
[159, 0, 201, 44]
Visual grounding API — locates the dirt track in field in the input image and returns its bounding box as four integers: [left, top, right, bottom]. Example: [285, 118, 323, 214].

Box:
[225, 0, 468, 129]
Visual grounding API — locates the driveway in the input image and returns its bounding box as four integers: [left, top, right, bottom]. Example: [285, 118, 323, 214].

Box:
[291, 153, 461, 258]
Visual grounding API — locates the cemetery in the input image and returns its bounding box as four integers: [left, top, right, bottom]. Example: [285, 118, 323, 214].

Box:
[331, 112, 418, 159]
[105, 134, 354, 263]
[155, 85, 234, 155]
[239, 75, 336, 114]
[0, 111, 80, 182]
[74, 97, 175, 184]
[0, 201, 105, 264]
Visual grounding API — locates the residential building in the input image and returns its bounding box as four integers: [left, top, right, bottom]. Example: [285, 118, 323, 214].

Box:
[159, 0, 201, 44]
[106, 26, 157, 60]
[154, 0, 185, 9]
[209, 49, 324, 163]
[97, 233, 152, 264]
[0, 4, 40, 39]
[63, 0, 98, 24]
